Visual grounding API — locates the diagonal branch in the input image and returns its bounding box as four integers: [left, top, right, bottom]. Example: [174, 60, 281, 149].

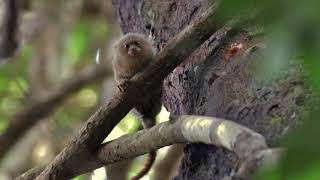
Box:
[17, 115, 282, 180]
[0, 65, 110, 160]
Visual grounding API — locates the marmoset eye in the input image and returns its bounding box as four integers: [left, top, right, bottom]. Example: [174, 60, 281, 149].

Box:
[133, 41, 139, 46]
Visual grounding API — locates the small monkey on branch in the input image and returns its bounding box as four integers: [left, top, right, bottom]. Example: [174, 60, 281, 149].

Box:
[112, 33, 162, 180]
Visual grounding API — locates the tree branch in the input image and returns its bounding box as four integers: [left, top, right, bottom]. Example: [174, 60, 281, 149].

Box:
[0, 65, 110, 160]
[0, 0, 18, 59]
[33, 4, 256, 179]
[32, 4, 221, 179]
[17, 115, 282, 180]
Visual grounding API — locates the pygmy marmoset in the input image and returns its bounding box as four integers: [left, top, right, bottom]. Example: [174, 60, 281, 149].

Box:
[112, 33, 162, 180]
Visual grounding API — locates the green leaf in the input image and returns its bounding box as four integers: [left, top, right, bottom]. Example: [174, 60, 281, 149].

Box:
[0, 119, 8, 133]
[66, 23, 89, 65]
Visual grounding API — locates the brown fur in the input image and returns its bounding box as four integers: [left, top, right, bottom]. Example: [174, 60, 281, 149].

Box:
[112, 33, 155, 83]
[112, 33, 162, 180]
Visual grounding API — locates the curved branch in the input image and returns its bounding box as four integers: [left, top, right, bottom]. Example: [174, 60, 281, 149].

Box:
[17, 115, 282, 180]
[0, 65, 110, 160]
[97, 115, 269, 166]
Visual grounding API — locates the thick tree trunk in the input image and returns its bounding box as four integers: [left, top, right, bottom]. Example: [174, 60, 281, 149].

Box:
[112, 0, 308, 179]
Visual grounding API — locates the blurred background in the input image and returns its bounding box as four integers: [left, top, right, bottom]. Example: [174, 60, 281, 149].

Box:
[0, 0, 320, 180]
[0, 0, 172, 179]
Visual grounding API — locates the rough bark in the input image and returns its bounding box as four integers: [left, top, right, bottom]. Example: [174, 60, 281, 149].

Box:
[34, 4, 228, 179]
[112, 0, 309, 179]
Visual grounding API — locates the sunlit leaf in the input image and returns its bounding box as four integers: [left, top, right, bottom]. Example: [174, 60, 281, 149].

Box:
[8, 78, 28, 98]
[72, 175, 86, 180]
[0, 120, 8, 133]
[76, 88, 98, 108]
[0, 75, 9, 92]
[117, 112, 140, 133]
[255, 166, 281, 180]
[0, 97, 21, 116]
[303, 52, 320, 92]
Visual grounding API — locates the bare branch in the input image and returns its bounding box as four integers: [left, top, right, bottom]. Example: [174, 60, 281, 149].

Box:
[0, 0, 18, 59]
[17, 115, 282, 180]
[97, 115, 268, 165]
[0, 65, 110, 160]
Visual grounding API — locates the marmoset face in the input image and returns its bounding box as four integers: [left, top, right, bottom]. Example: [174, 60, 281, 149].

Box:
[114, 33, 154, 60]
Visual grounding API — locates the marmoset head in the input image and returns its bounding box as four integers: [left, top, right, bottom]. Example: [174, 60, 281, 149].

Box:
[113, 33, 154, 60]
